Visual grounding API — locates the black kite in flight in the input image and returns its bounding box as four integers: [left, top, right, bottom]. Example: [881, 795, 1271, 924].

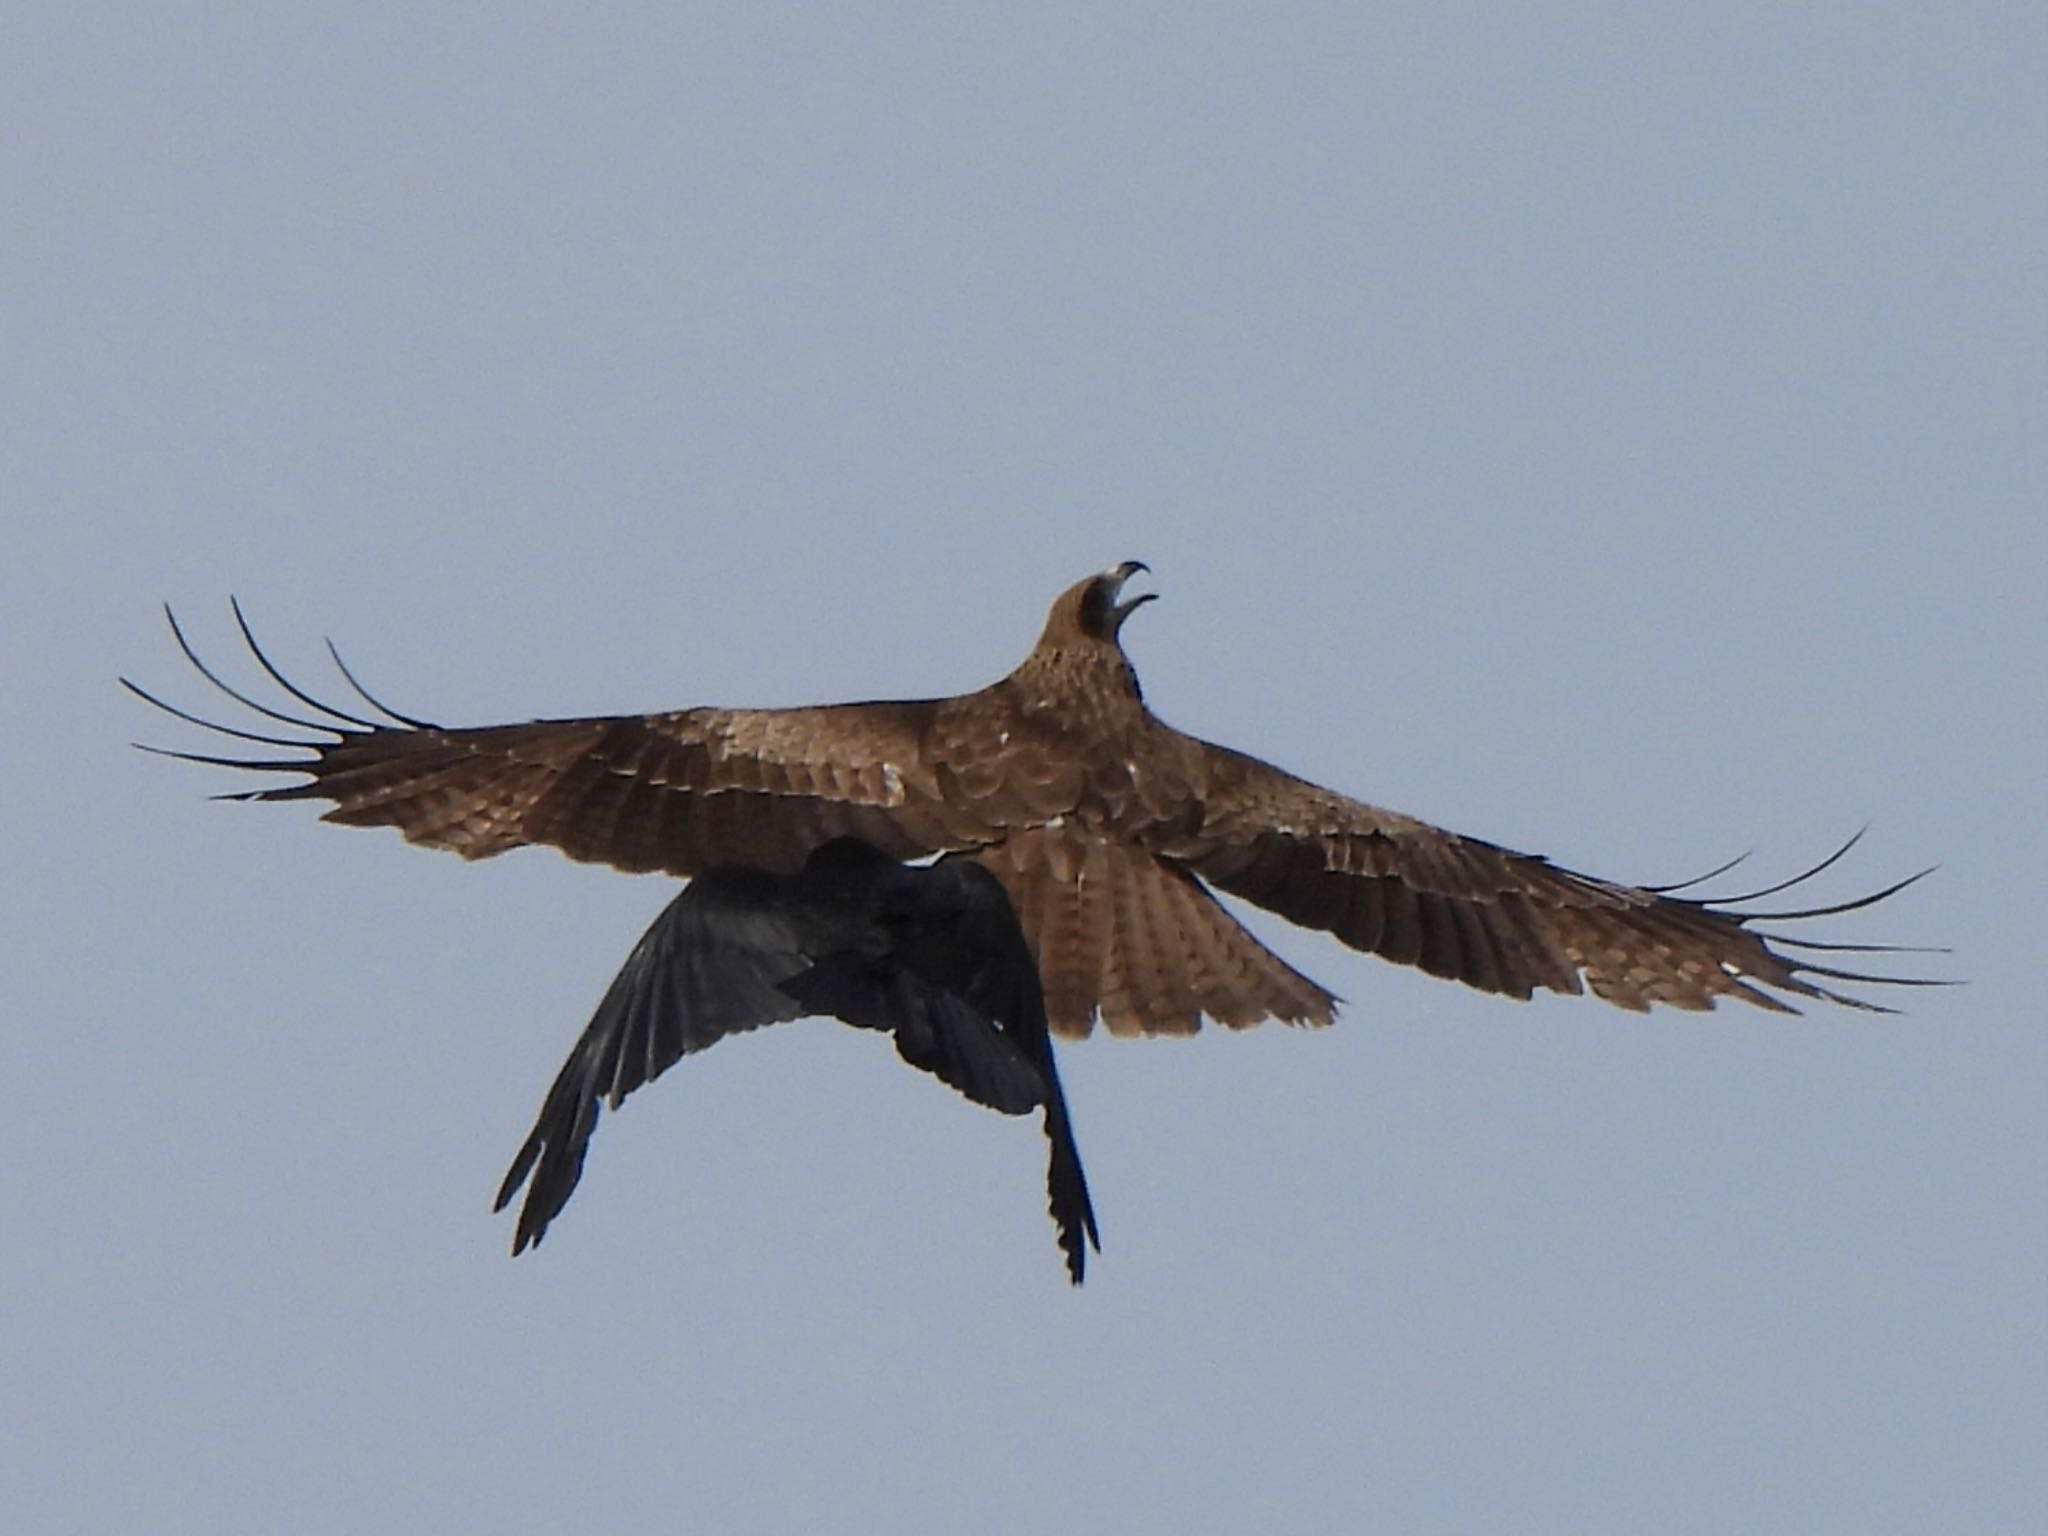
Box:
[128, 562, 1932, 1034]
[129, 563, 1937, 1276]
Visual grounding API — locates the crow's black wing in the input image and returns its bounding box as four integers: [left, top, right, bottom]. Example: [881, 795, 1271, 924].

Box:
[912, 856, 1100, 1284]
[493, 867, 817, 1254]
[781, 957, 1046, 1115]
[765, 839, 1049, 1113]
[772, 847, 1099, 1281]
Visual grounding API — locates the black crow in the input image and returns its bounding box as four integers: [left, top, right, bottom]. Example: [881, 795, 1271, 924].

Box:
[493, 837, 1099, 1283]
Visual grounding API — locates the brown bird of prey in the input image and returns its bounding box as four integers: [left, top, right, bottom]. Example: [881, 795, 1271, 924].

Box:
[130, 561, 1931, 1040]
[494, 836, 1097, 1282]
[130, 562, 1937, 1279]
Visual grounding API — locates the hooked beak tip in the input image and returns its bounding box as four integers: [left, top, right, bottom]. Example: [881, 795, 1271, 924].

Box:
[1106, 562, 1156, 630]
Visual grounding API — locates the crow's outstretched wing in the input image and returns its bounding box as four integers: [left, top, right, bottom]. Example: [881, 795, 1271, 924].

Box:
[895, 855, 1097, 1283]
[492, 866, 817, 1255]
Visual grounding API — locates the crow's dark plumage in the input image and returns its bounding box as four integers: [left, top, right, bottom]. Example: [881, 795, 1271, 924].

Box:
[493, 837, 1098, 1282]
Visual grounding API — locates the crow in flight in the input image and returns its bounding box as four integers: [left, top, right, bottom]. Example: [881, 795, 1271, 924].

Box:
[493, 835, 1096, 1280]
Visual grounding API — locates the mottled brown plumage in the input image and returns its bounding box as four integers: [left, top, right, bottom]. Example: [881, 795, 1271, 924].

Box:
[128, 562, 1937, 1035]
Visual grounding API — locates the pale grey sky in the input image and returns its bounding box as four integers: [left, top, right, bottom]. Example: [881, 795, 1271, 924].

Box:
[7, 6, 2043, 1532]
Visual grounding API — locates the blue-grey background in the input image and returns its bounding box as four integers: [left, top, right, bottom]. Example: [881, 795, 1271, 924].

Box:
[7, 6, 2041, 1532]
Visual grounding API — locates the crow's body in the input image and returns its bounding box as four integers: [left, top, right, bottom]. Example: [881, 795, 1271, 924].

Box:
[495, 838, 1097, 1281]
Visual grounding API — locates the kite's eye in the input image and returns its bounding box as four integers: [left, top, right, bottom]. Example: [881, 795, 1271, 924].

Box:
[1077, 578, 1114, 637]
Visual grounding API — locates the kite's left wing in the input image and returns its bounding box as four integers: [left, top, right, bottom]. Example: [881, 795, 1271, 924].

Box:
[1173, 738, 1941, 1014]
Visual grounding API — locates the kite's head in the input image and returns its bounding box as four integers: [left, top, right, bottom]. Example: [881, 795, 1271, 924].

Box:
[1074, 560, 1156, 642]
[1020, 561, 1156, 701]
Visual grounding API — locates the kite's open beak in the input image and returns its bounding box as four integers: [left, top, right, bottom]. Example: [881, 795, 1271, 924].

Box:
[1105, 560, 1156, 632]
